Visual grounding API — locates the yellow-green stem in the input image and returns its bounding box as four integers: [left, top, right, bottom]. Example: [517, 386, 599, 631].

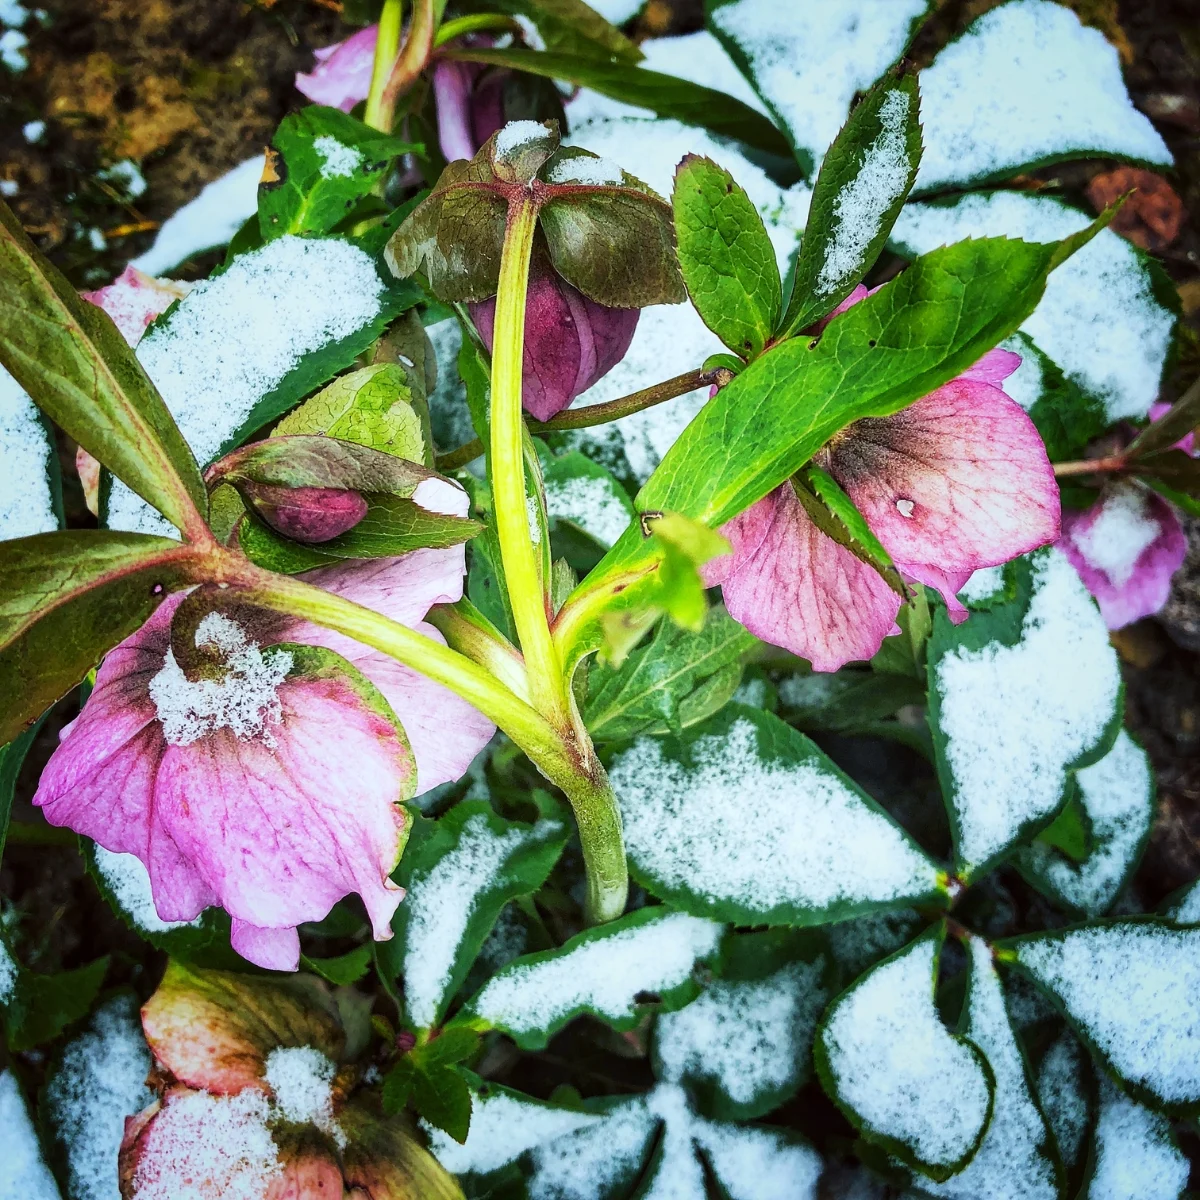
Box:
[364, 0, 404, 131]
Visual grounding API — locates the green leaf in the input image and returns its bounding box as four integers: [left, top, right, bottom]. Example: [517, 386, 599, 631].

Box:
[671, 155, 781, 359]
[1128, 374, 1200, 459]
[926, 548, 1124, 881]
[2, 951, 109, 1051]
[377, 798, 569, 1033]
[1030, 784, 1093, 863]
[455, 906, 724, 1050]
[777, 669, 925, 734]
[584, 605, 755, 742]
[411, 1062, 474, 1143]
[492, 0, 643, 63]
[541, 448, 636, 550]
[652, 928, 831, 1121]
[605, 705, 948, 927]
[0, 200, 206, 534]
[644, 510, 729, 634]
[259, 107, 416, 239]
[780, 71, 922, 338]
[442, 46, 792, 158]
[0, 531, 209, 744]
[301, 945, 374, 986]
[814, 925, 994, 1181]
[0, 719, 42, 863]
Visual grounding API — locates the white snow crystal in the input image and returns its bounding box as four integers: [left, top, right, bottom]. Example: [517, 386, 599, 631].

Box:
[1017, 730, 1153, 915]
[0, 938, 16, 1004]
[111, 234, 385, 534]
[0, 366, 57, 539]
[1087, 1077, 1188, 1200]
[148, 613, 293, 747]
[816, 88, 912, 296]
[469, 911, 722, 1037]
[495, 120, 550, 158]
[0, 0, 28, 26]
[131, 156, 262, 276]
[1071, 485, 1161, 588]
[22, 118, 44, 142]
[546, 156, 625, 186]
[1170, 881, 1200, 926]
[313, 135, 363, 179]
[1036, 1031, 1089, 1170]
[545, 474, 632, 547]
[892, 192, 1176, 422]
[1017, 923, 1200, 1106]
[263, 1046, 339, 1139]
[608, 718, 942, 918]
[918, 936, 1057, 1200]
[93, 847, 202, 934]
[997, 333, 1046, 412]
[403, 811, 563, 1030]
[916, 0, 1171, 193]
[44, 996, 153, 1200]
[0, 178, 17, 197]
[1, 28, 28, 71]
[98, 159, 147, 200]
[709, 0, 930, 172]
[820, 936, 990, 1169]
[0, 1069, 62, 1200]
[957, 565, 1006, 605]
[934, 548, 1121, 875]
[529, 1098, 656, 1200]
[694, 1121, 822, 1200]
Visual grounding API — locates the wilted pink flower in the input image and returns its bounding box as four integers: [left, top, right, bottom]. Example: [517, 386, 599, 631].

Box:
[35, 513, 494, 971]
[82, 266, 190, 345]
[295, 24, 379, 112]
[1059, 482, 1186, 630]
[706, 286, 1060, 670]
[470, 250, 639, 421]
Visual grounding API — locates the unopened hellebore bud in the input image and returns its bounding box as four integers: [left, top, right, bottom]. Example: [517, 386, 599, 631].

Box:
[242, 482, 368, 544]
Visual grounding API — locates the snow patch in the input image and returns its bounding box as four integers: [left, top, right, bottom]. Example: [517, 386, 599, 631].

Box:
[1087, 1077, 1188, 1200]
[313, 136, 363, 179]
[93, 847, 202, 933]
[0, 366, 58, 538]
[495, 120, 550, 158]
[958, 565, 1006, 605]
[0, 1069, 62, 1200]
[546, 156, 625, 186]
[1071, 487, 1161, 588]
[1036, 1031, 1089, 1170]
[545, 474, 632, 547]
[264, 1046, 340, 1142]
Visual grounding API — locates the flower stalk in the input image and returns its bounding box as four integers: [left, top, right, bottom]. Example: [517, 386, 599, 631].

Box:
[364, 0, 404, 132]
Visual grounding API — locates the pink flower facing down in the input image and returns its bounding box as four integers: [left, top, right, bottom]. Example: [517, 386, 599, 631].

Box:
[35, 516, 495, 971]
[294, 24, 379, 112]
[432, 58, 507, 163]
[705, 286, 1060, 671]
[1059, 482, 1187, 630]
[470, 249, 640, 422]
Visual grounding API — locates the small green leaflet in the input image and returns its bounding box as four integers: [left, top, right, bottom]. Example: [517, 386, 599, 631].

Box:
[584, 605, 755, 742]
[383, 1027, 481, 1143]
[671, 155, 781, 360]
[302, 945, 373, 986]
[259, 107, 417, 239]
[780, 71, 922, 339]
[1, 939, 109, 1052]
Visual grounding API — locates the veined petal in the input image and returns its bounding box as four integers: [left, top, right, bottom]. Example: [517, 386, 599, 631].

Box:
[1060, 483, 1187, 630]
[961, 347, 1022, 384]
[709, 485, 902, 672]
[294, 25, 378, 112]
[830, 379, 1060, 575]
[230, 922, 303, 974]
[898, 562, 974, 623]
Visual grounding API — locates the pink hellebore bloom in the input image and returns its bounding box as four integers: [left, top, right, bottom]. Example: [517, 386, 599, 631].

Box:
[294, 24, 379, 112]
[705, 285, 1060, 671]
[470, 250, 640, 422]
[432, 58, 507, 163]
[34, 518, 495, 972]
[1059, 483, 1187, 630]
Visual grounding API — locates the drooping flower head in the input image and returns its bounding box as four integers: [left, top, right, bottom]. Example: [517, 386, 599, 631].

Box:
[707, 285, 1061, 670]
[294, 24, 380, 113]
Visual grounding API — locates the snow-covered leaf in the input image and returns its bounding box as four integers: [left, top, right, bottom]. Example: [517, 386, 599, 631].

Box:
[1084, 1076, 1188, 1200]
[541, 447, 635, 550]
[1003, 919, 1200, 1112]
[607, 705, 948, 926]
[815, 926, 994, 1180]
[0, 1068, 61, 1200]
[706, 0, 932, 175]
[652, 929, 831, 1120]
[891, 193, 1178, 425]
[0, 365, 62, 540]
[1035, 1028, 1094, 1180]
[915, 0, 1171, 194]
[106, 235, 420, 535]
[912, 935, 1060, 1199]
[825, 908, 927, 985]
[0, 943, 109, 1052]
[456, 907, 723, 1050]
[383, 799, 568, 1033]
[1015, 731, 1155, 916]
[1166, 880, 1200, 926]
[927, 548, 1123, 880]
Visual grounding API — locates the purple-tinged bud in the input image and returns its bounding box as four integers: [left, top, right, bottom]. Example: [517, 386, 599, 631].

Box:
[245, 483, 369, 543]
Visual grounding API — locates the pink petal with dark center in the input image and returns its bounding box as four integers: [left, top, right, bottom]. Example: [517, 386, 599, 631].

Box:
[706, 484, 902, 672]
[830, 379, 1060, 576]
[1059, 484, 1187, 630]
[294, 25, 378, 112]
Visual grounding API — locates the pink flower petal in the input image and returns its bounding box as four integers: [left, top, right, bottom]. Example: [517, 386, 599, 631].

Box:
[432, 60, 476, 162]
[295, 24, 378, 112]
[960, 347, 1022, 384]
[898, 562, 973, 623]
[1149, 401, 1197, 457]
[830, 379, 1060, 576]
[82, 267, 189, 347]
[230, 921, 302, 973]
[708, 484, 902, 672]
[1059, 483, 1187, 630]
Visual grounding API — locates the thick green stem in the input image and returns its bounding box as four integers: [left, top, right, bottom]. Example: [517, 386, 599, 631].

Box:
[364, 0, 404, 132]
[567, 757, 629, 924]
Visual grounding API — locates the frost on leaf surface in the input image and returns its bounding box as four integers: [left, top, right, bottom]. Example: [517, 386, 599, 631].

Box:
[43, 995, 153, 1200]
[707, 0, 931, 173]
[1169, 881, 1200, 926]
[397, 803, 566, 1032]
[892, 192, 1176, 423]
[1016, 731, 1154, 916]
[917, 936, 1058, 1200]
[1036, 1030, 1091, 1172]
[607, 707, 944, 925]
[1012, 921, 1200, 1108]
[462, 908, 723, 1048]
[0, 365, 58, 538]
[1086, 1077, 1188, 1200]
[816, 931, 992, 1175]
[108, 235, 387, 535]
[0, 1068, 62, 1200]
[916, 0, 1170, 193]
[930, 548, 1122, 878]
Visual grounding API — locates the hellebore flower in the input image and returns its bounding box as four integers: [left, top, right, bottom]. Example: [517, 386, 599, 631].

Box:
[470, 244, 640, 421]
[294, 24, 379, 112]
[1059, 482, 1187, 630]
[706, 286, 1060, 671]
[119, 961, 463, 1200]
[432, 58, 507, 163]
[34, 516, 495, 971]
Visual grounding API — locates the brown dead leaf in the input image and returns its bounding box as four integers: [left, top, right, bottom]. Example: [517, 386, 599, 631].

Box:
[1086, 167, 1187, 253]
